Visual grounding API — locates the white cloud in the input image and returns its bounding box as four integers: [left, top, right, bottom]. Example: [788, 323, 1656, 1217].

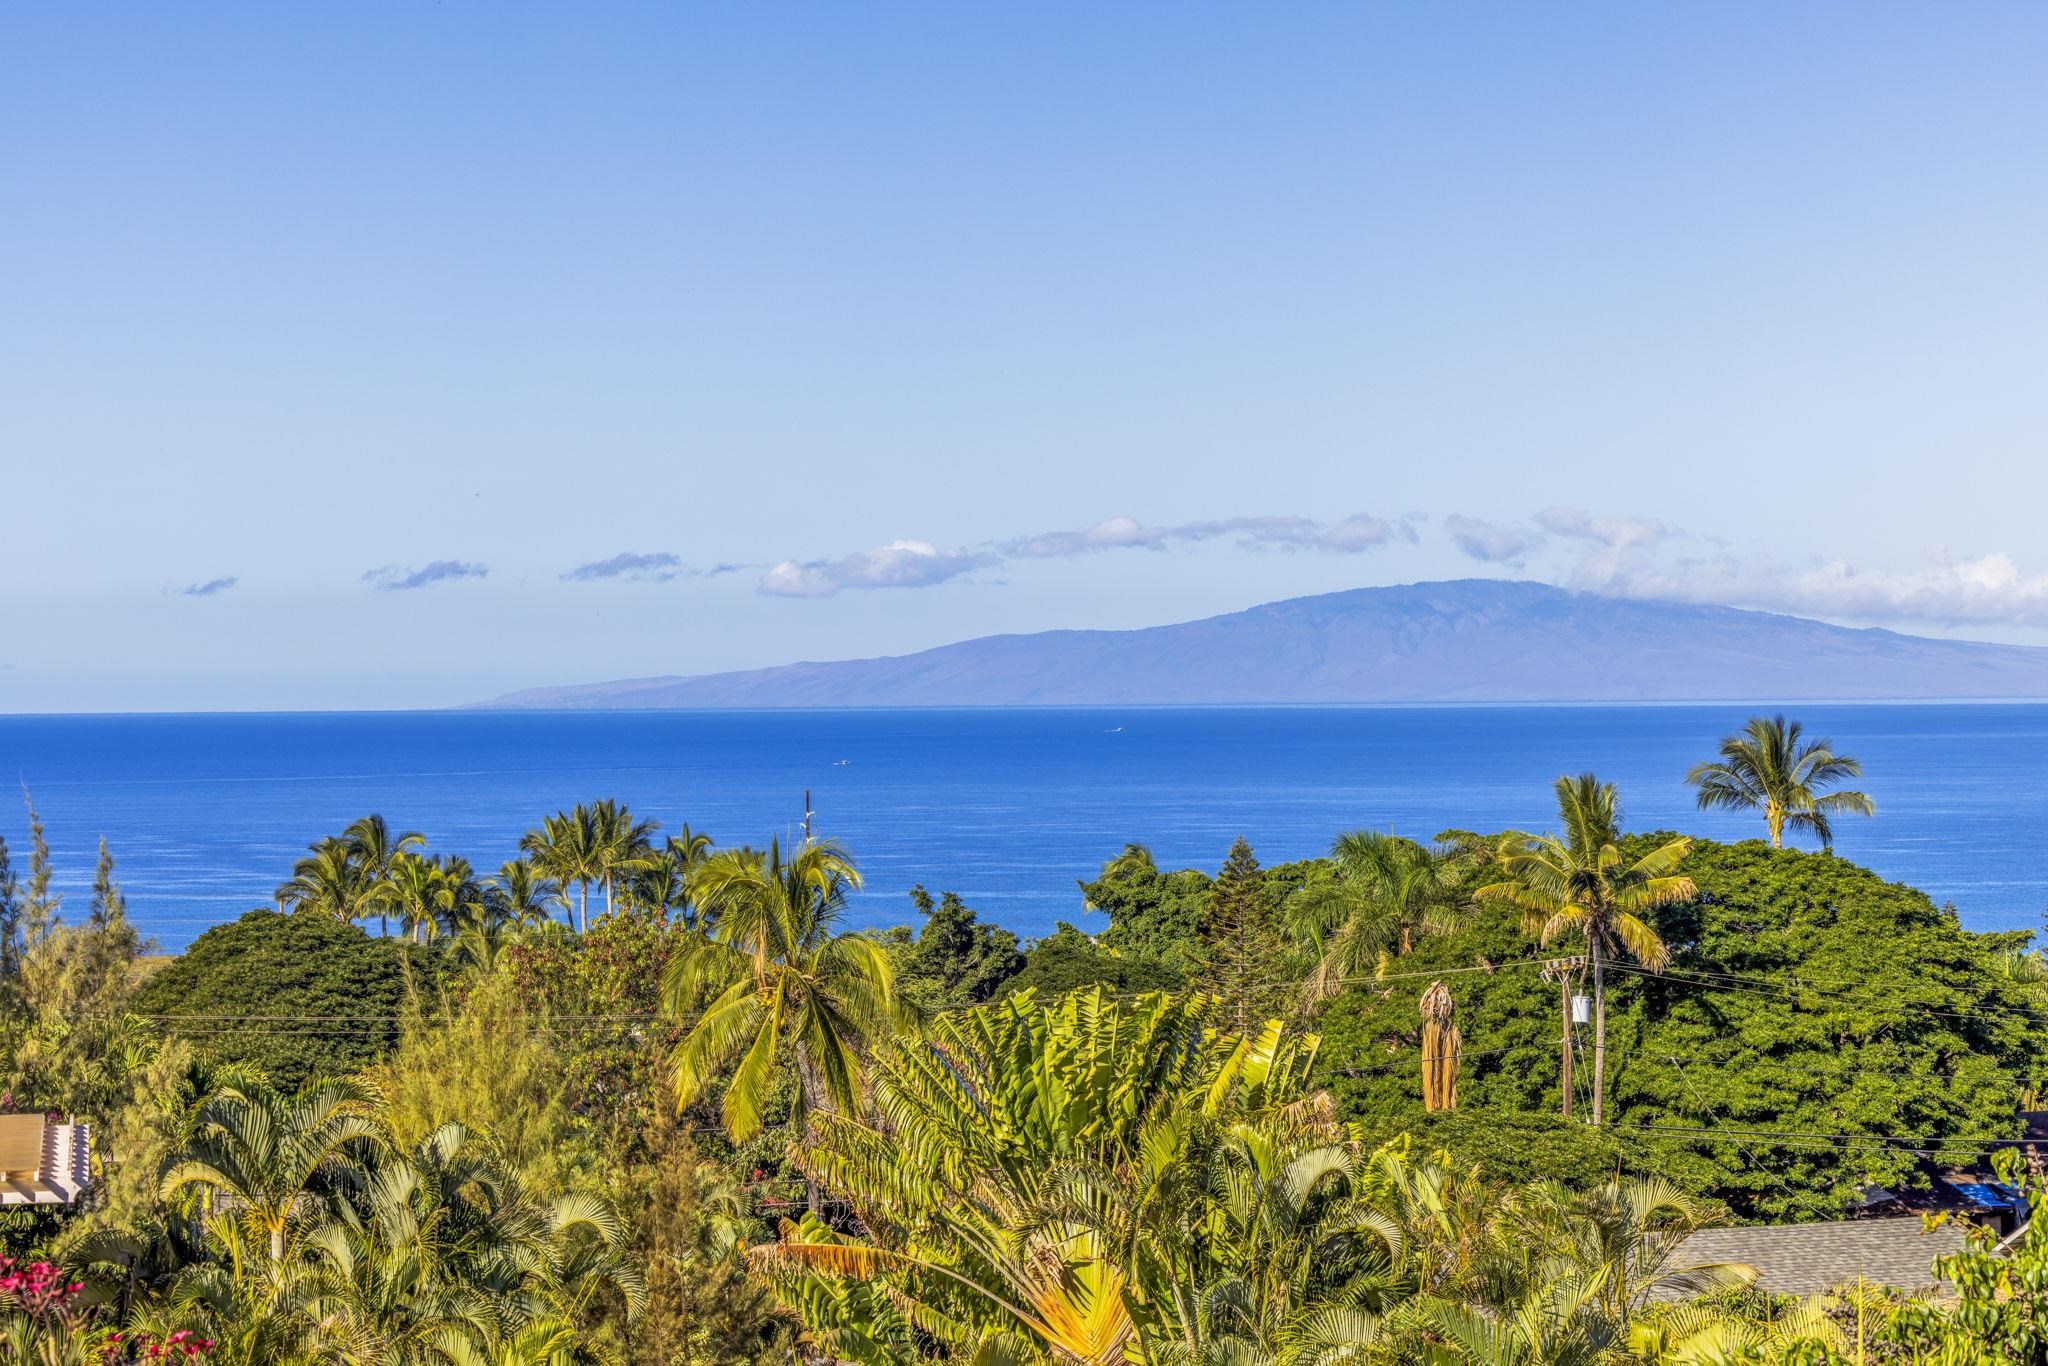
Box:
[1007, 516, 1173, 558]
[1567, 543, 2048, 630]
[1535, 507, 1672, 549]
[1443, 514, 1545, 565]
[758, 541, 994, 598]
[1006, 512, 1415, 559]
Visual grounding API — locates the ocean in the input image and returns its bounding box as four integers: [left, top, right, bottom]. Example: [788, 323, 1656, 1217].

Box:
[0, 705, 2041, 952]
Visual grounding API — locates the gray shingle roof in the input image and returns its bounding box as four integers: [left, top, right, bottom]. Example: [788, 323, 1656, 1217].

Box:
[1670, 1216, 1970, 1297]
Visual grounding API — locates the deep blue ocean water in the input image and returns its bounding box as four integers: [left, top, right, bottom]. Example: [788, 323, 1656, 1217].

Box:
[0, 706, 2042, 952]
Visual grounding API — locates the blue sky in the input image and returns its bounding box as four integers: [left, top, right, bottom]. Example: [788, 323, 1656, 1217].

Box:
[5, 3, 2048, 710]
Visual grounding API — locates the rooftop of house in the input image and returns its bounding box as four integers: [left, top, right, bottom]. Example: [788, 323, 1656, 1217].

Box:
[1671, 1216, 1969, 1297]
[0, 1113, 93, 1207]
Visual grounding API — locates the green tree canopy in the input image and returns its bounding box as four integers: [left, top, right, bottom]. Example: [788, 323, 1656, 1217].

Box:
[1316, 836, 2037, 1221]
[132, 908, 435, 1092]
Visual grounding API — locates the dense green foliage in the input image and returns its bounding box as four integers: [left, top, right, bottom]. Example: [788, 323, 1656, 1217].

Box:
[1312, 837, 2039, 1219]
[132, 909, 435, 1093]
[10, 721, 2048, 1362]
[889, 884, 1024, 1008]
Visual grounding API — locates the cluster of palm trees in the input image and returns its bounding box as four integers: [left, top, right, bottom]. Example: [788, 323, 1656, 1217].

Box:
[516, 800, 669, 934]
[273, 814, 559, 951]
[757, 987, 1840, 1365]
[274, 804, 724, 949]
[82, 1075, 641, 1365]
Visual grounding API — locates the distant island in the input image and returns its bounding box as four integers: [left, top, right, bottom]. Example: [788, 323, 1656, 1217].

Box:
[474, 579, 2048, 707]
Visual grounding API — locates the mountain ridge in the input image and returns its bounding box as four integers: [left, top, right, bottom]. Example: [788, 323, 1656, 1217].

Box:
[474, 580, 2048, 707]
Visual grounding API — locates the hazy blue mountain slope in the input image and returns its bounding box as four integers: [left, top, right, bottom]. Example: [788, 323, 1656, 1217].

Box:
[476, 580, 2048, 707]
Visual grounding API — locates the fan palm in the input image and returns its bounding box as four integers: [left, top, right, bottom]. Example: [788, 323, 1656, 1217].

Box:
[664, 838, 903, 1145]
[158, 1075, 387, 1266]
[1475, 776, 1695, 1126]
[1686, 714, 1875, 849]
[520, 807, 603, 933]
[1288, 831, 1479, 1001]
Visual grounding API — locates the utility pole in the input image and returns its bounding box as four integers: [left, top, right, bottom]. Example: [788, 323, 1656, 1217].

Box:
[1544, 957, 1584, 1120]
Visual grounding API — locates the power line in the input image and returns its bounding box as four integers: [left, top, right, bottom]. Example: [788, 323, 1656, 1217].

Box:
[1607, 960, 2048, 1034]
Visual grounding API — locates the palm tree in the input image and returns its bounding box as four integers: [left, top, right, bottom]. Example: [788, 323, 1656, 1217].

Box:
[343, 814, 426, 937]
[520, 807, 603, 932]
[275, 817, 424, 937]
[1518, 1176, 1754, 1332]
[624, 824, 715, 924]
[590, 797, 659, 922]
[273, 837, 367, 926]
[487, 856, 567, 929]
[664, 838, 902, 1144]
[298, 1122, 643, 1359]
[159, 1076, 387, 1266]
[1174, 1122, 1404, 1363]
[1287, 830, 1478, 1001]
[1686, 714, 1875, 849]
[1476, 775, 1696, 1126]
[383, 850, 448, 945]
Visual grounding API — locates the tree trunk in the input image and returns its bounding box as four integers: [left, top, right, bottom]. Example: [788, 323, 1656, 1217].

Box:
[1768, 802, 1784, 848]
[604, 874, 614, 920]
[270, 1222, 285, 1265]
[578, 881, 589, 934]
[796, 1053, 826, 1219]
[379, 912, 388, 938]
[1591, 937, 1607, 1127]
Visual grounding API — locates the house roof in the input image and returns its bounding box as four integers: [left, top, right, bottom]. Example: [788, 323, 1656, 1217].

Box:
[0, 1115, 92, 1207]
[1671, 1216, 1970, 1297]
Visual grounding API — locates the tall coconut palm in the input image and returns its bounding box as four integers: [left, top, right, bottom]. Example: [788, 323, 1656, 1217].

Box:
[626, 824, 715, 924]
[1686, 714, 1875, 849]
[1287, 830, 1478, 1001]
[664, 838, 902, 1144]
[487, 856, 567, 930]
[520, 807, 603, 932]
[343, 814, 425, 937]
[275, 837, 369, 926]
[383, 851, 449, 945]
[159, 1076, 387, 1266]
[1475, 776, 1695, 1126]
[590, 797, 660, 922]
